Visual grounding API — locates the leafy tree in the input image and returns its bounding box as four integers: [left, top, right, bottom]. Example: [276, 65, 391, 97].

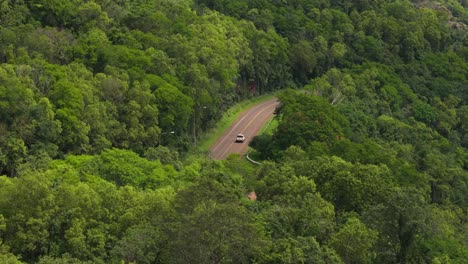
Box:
[144, 146, 182, 170]
[0, 0, 466, 262]
[0, 173, 56, 261]
[267, 236, 342, 264]
[74, 1, 111, 32]
[243, 28, 291, 93]
[169, 200, 268, 264]
[309, 156, 396, 212]
[112, 224, 164, 264]
[88, 148, 177, 188]
[329, 217, 378, 264]
[0, 240, 22, 264]
[38, 254, 93, 264]
[256, 161, 335, 241]
[119, 81, 159, 152]
[289, 40, 317, 83]
[273, 90, 348, 150]
[0, 137, 27, 176]
[361, 187, 430, 263]
[154, 82, 193, 135]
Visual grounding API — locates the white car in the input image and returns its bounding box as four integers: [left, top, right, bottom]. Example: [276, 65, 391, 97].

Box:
[235, 134, 246, 143]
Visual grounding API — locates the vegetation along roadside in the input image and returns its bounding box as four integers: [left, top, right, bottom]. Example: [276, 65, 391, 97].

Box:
[0, 0, 466, 263]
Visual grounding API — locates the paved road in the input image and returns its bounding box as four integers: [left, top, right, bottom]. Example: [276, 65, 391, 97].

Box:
[210, 98, 279, 160]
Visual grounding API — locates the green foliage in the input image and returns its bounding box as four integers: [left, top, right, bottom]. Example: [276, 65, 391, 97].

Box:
[111, 224, 163, 264]
[256, 161, 336, 240]
[0, 0, 467, 262]
[329, 217, 378, 264]
[38, 254, 93, 264]
[273, 89, 348, 150]
[310, 156, 396, 212]
[154, 82, 193, 133]
[169, 201, 268, 263]
[79, 148, 177, 189]
[266, 236, 343, 264]
[0, 243, 22, 264]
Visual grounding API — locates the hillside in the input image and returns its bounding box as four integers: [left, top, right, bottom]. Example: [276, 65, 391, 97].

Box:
[0, 0, 467, 263]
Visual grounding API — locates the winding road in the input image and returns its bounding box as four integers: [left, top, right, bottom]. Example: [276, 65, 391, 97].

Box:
[210, 98, 279, 160]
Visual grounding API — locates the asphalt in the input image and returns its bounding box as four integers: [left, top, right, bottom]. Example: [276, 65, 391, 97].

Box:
[210, 98, 279, 160]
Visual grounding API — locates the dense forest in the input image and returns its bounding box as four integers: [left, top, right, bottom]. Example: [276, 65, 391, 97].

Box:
[0, 0, 467, 263]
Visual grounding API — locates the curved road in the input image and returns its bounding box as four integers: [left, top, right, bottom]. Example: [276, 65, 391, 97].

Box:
[210, 98, 279, 160]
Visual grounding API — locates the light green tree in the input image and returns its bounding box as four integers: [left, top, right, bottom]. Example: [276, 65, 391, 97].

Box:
[329, 217, 378, 264]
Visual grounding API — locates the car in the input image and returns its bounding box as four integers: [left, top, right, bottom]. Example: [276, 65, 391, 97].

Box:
[235, 133, 245, 143]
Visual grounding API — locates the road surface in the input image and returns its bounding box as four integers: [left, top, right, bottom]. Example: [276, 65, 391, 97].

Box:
[210, 98, 279, 159]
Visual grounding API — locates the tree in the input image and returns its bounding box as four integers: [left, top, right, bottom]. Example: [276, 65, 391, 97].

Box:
[27, 0, 79, 27]
[0, 173, 56, 262]
[329, 217, 378, 264]
[244, 28, 291, 93]
[361, 187, 429, 263]
[169, 201, 268, 264]
[73, 1, 111, 32]
[267, 236, 342, 264]
[308, 68, 356, 105]
[119, 81, 160, 153]
[0, 137, 27, 176]
[256, 161, 336, 241]
[416, 206, 468, 263]
[112, 224, 164, 264]
[289, 40, 317, 83]
[154, 82, 193, 135]
[0, 245, 23, 264]
[144, 146, 182, 170]
[309, 156, 395, 212]
[273, 90, 348, 149]
[38, 254, 93, 264]
[89, 148, 177, 188]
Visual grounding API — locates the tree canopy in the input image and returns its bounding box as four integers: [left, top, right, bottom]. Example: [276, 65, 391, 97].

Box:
[0, 0, 467, 263]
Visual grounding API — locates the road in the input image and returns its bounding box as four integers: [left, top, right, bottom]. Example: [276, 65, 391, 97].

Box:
[210, 98, 279, 160]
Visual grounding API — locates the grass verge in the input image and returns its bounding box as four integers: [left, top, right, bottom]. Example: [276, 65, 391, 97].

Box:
[244, 113, 279, 162]
[196, 93, 276, 153]
[259, 117, 278, 136]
